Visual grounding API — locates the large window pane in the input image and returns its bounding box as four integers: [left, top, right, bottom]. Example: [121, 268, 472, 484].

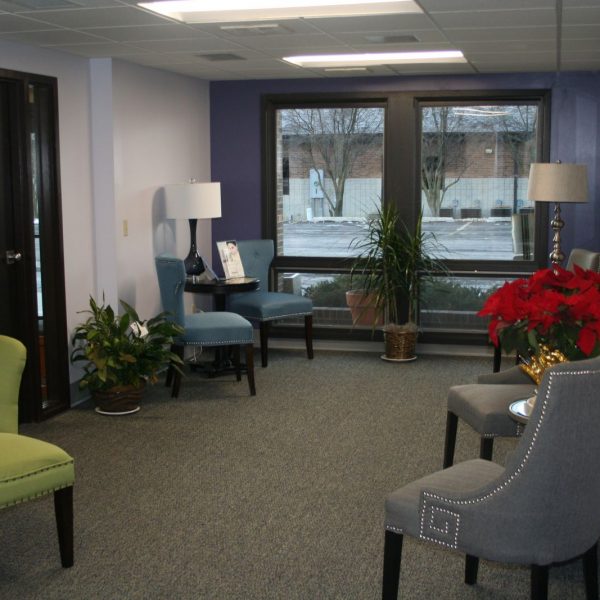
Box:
[277, 106, 384, 257]
[420, 276, 512, 334]
[420, 104, 539, 260]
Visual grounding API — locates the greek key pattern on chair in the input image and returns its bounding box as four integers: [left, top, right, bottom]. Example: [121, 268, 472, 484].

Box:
[419, 499, 460, 549]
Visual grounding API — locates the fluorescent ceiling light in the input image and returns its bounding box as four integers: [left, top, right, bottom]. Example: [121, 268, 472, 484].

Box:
[138, 0, 421, 23]
[283, 50, 466, 68]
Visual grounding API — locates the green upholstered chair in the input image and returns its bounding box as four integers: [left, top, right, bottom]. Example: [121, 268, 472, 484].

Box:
[155, 256, 256, 397]
[227, 239, 313, 368]
[0, 335, 75, 568]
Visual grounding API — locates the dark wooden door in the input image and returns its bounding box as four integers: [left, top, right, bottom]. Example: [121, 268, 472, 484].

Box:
[0, 70, 70, 421]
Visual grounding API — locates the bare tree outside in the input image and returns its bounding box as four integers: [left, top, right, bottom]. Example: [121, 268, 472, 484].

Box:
[283, 107, 383, 217]
[498, 106, 538, 213]
[421, 107, 468, 217]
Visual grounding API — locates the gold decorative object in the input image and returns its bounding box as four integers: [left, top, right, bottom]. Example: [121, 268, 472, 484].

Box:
[519, 345, 568, 385]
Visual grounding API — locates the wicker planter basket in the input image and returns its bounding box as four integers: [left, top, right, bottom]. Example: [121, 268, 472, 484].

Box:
[383, 324, 418, 361]
[92, 383, 145, 415]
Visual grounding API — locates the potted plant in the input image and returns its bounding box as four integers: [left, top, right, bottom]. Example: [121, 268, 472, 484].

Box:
[71, 297, 184, 415]
[350, 204, 446, 360]
[478, 265, 600, 360]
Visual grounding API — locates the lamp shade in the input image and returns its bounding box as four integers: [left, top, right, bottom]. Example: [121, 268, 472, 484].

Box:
[527, 163, 588, 204]
[164, 182, 222, 220]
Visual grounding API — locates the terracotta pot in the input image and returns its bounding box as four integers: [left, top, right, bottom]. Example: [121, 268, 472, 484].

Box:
[92, 383, 145, 415]
[345, 290, 384, 327]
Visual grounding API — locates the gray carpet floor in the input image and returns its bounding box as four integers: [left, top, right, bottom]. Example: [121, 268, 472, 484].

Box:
[0, 351, 589, 599]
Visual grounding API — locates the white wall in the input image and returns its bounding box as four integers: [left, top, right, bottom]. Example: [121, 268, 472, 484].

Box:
[0, 41, 212, 383]
[110, 59, 211, 319]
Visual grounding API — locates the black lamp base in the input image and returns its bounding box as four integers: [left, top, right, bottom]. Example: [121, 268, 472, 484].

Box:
[184, 250, 206, 276]
[184, 218, 206, 275]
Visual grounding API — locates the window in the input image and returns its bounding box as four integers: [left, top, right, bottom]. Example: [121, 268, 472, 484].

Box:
[420, 104, 540, 261]
[275, 105, 384, 258]
[264, 91, 549, 342]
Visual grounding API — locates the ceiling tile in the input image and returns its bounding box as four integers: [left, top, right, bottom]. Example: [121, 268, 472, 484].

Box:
[333, 29, 446, 44]
[431, 8, 556, 29]
[458, 39, 555, 53]
[19, 6, 168, 28]
[82, 23, 210, 42]
[0, 28, 102, 43]
[563, 6, 600, 25]
[444, 26, 556, 42]
[224, 32, 338, 51]
[476, 62, 555, 73]
[0, 12, 60, 31]
[562, 38, 600, 51]
[48, 41, 148, 56]
[563, 24, 600, 38]
[190, 18, 319, 37]
[126, 37, 252, 53]
[387, 62, 476, 74]
[305, 13, 435, 34]
[422, 0, 554, 9]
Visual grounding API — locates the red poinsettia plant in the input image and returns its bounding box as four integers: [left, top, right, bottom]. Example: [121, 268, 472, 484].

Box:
[478, 265, 600, 360]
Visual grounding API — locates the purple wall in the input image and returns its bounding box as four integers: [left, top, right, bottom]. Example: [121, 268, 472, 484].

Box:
[210, 71, 600, 261]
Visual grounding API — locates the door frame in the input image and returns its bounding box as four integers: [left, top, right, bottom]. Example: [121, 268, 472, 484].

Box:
[0, 67, 70, 421]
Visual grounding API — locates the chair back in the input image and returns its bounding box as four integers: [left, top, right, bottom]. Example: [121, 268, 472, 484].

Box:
[498, 355, 600, 562]
[155, 256, 186, 327]
[0, 335, 26, 434]
[236, 240, 274, 291]
[566, 248, 600, 273]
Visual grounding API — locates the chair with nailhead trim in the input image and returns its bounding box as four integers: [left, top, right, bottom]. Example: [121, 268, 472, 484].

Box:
[227, 240, 313, 368]
[155, 256, 256, 397]
[383, 356, 600, 600]
[0, 335, 74, 568]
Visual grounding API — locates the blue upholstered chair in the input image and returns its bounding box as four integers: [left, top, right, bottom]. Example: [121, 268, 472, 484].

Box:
[227, 240, 313, 368]
[384, 356, 600, 600]
[0, 335, 74, 568]
[155, 256, 256, 397]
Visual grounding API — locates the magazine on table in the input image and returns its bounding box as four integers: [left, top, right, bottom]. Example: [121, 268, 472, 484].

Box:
[217, 240, 245, 279]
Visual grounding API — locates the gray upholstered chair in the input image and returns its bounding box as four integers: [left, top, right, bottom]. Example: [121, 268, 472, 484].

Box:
[155, 256, 256, 397]
[443, 366, 534, 467]
[227, 239, 313, 367]
[384, 356, 600, 600]
[448, 247, 600, 467]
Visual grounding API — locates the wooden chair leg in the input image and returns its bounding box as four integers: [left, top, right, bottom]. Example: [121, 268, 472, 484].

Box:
[583, 542, 599, 600]
[245, 344, 256, 396]
[304, 314, 314, 359]
[259, 322, 269, 368]
[443, 411, 458, 469]
[480, 437, 494, 461]
[465, 555, 479, 585]
[165, 344, 176, 387]
[171, 345, 184, 398]
[382, 530, 403, 600]
[531, 564, 549, 600]
[233, 345, 241, 381]
[54, 486, 73, 568]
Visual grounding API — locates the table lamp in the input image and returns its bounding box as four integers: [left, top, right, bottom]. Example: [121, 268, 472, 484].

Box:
[164, 181, 221, 277]
[527, 161, 588, 265]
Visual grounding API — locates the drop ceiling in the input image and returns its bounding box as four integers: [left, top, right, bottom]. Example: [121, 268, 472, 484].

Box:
[0, 0, 598, 80]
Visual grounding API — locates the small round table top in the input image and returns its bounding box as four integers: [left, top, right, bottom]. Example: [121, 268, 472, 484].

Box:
[509, 399, 531, 425]
[184, 276, 259, 295]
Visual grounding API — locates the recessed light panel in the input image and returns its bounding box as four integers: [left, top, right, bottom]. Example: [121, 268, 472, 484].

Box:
[138, 0, 422, 24]
[283, 50, 466, 68]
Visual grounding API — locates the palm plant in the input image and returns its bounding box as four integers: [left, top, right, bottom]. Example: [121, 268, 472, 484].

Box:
[351, 204, 446, 331]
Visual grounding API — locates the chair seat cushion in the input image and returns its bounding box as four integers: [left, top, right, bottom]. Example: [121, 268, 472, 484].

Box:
[182, 311, 253, 346]
[0, 433, 74, 508]
[385, 458, 503, 538]
[448, 384, 536, 437]
[228, 291, 312, 321]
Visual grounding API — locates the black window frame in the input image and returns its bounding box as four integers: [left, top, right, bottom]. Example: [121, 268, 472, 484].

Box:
[262, 89, 550, 344]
